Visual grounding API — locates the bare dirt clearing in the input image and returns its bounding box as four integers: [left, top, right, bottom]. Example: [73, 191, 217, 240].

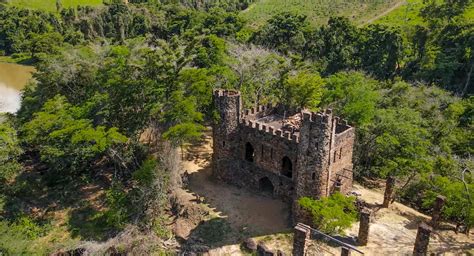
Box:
[174, 129, 473, 255]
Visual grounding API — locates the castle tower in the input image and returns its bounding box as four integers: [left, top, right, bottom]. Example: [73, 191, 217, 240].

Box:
[293, 109, 334, 223]
[212, 89, 242, 179]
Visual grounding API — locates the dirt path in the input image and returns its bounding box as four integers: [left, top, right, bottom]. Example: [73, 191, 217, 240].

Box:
[364, 0, 406, 25]
[348, 184, 474, 255]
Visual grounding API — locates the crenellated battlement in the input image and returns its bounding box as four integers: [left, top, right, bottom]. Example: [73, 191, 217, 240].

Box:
[301, 109, 333, 124]
[242, 119, 300, 143]
[242, 103, 273, 117]
[213, 89, 241, 98]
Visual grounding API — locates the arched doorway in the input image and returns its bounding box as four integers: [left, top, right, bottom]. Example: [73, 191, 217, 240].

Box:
[281, 156, 293, 178]
[245, 142, 254, 162]
[259, 177, 274, 195]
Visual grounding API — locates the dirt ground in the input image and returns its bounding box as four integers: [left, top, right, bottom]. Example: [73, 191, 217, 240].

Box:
[174, 129, 473, 255]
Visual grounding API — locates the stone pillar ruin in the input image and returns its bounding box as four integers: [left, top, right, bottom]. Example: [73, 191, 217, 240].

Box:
[382, 176, 396, 207]
[357, 208, 371, 246]
[413, 222, 433, 256]
[341, 247, 351, 256]
[430, 195, 446, 229]
[293, 224, 311, 256]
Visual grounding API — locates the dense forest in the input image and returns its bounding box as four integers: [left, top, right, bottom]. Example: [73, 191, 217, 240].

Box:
[0, 0, 472, 254]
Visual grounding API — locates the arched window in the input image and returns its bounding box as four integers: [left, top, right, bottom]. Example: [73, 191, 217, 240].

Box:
[245, 142, 254, 162]
[281, 156, 293, 178]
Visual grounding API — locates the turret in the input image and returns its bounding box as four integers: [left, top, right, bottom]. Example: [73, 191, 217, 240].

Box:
[293, 109, 334, 223]
[212, 89, 242, 178]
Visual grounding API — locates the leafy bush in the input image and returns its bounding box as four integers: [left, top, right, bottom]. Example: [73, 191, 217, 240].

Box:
[0, 116, 23, 181]
[298, 193, 357, 235]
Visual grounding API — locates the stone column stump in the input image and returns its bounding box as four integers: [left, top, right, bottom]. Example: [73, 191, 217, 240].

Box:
[293, 224, 311, 256]
[341, 247, 351, 256]
[430, 195, 446, 229]
[383, 176, 396, 207]
[413, 222, 433, 256]
[358, 208, 371, 246]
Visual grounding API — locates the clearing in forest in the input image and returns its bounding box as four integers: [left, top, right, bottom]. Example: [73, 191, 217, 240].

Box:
[176, 128, 474, 255]
[8, 0, 103, 12]
[240, 0, 403, 28]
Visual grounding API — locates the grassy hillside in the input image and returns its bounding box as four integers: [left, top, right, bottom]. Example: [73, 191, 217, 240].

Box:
[375, 0, 474, 27]
[240, 0, 402, 28]
[8, 0, 103, 12]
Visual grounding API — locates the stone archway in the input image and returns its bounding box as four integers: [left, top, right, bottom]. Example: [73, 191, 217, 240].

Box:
[259, 177, 274, 195]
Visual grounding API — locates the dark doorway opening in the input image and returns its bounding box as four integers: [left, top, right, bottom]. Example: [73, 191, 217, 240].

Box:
[259, 177, 274, 195]
[245, 142, 254, 162]
[281, 156, 293, 178]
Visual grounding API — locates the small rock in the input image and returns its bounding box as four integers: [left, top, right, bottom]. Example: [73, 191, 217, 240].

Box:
[243, 238, 257, 251]
[257, 242, 275, 256]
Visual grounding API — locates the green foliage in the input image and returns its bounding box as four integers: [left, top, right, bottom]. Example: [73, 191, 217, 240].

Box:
[280, 71, 324, 110]
[422, 176, 473, 229]
[305, 17, 359, 74]
[22, 95, 127, 177]
[298, 193, 357, 235]
[322, 72, 380, 126]
[0, 216, 49, 255]
[0, 116, 23, 181]
[358, 24, 403, 79]
[255, 12, 309, 53]
[102, 182, 129, 229]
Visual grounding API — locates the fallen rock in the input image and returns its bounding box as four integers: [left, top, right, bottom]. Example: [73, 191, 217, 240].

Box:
[243, 238, 258, 251]
[257, 242, 275, 256]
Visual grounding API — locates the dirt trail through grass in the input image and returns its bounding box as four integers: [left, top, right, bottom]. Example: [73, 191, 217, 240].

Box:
[364, 0, 406, 25]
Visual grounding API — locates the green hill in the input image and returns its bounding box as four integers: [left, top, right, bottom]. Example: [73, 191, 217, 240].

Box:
[374, 0, 474, 27]
[240, 0, 402, 28]
[8, 0, 103, 12]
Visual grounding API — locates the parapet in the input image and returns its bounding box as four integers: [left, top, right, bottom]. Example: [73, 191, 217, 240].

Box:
[301, 109, 333, 124]
[243, 103, 273, 117]
[213, 89, 241, 97]
[242, 119, 300, 143]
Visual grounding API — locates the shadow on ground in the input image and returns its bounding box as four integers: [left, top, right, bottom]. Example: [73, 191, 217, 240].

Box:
[1, 165, 117, 242]
[181, 162, 293, 251]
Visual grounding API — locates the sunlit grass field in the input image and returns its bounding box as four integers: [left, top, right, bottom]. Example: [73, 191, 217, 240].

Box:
[240, 0, 401, 28]
[8, 0, 103, 12]
[375, 0, 474, 27]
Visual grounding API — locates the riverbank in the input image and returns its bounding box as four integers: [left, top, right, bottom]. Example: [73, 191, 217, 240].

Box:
[0, 61, 35, 113]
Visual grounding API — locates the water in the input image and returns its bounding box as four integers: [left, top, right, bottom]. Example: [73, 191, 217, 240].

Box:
[0, 62, 35, 113]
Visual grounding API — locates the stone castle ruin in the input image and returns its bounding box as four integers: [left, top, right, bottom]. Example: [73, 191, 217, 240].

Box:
[212, 89, 355, 221]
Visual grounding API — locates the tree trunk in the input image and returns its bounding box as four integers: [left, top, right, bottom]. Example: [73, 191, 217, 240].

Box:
[383, 176, 396, 208]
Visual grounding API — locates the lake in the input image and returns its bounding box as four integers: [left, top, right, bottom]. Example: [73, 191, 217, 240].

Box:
[0, 62, 35, 113]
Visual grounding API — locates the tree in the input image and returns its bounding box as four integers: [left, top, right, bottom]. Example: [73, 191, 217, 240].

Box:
[22, 96, 128, 178]
[255, 12, 309, 53]
[358, 24, 403, 80]
[305, 17, 359, 74]
[279, 70, 324, 110]
[322, 71, 380, 126]
[298, 193, 357, 235]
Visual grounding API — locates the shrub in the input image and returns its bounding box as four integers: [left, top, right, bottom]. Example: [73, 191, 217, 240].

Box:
[298, 193, 357, 235]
